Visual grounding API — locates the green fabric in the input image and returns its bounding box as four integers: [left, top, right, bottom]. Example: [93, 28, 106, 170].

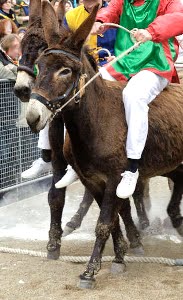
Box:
[33, 64, 38, 77]
[113, 0, 171, 79]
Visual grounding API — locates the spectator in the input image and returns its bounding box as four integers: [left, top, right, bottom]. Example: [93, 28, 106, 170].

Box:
[0, 33, 21, 80]
[14, 0, 29, 26]
[17, 26, 26, 40]
[0, 0, 20, 27]
[64, 0, 116, 66]
[77, 0, 83, 5]
[0, 18, 17, 40]
[65, 0, 73, 12]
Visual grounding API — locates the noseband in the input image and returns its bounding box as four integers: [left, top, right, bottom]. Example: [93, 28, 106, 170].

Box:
[30, 49, 82, 112]
[17, 65, 37, 79]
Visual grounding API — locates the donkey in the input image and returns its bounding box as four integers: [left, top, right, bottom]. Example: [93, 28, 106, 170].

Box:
[25, 0, 183, 287]
[14, 0, 144, 260]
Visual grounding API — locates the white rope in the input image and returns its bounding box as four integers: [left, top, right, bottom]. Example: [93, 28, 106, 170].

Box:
[54, 24, 141, 113]
[0, 247, 182, 266]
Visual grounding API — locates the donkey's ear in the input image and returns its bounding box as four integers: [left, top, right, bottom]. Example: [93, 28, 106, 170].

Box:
[41, 0, 60, 47]
[56, 0, 66, 27]
[29, 0, 41, 24]
[68, 4, 99, 51]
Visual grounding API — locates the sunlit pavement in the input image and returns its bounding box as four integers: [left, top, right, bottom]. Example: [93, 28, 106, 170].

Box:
[0, 177, 182, 243]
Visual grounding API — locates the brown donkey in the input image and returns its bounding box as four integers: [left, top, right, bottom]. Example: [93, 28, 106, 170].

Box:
[14, 0, 144, 260]
[25, 0, 183, 287]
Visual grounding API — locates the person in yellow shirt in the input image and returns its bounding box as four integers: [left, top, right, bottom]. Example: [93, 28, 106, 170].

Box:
[63, 0, 116, 66]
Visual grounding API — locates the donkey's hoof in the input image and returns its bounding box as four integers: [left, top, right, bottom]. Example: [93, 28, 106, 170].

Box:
[139, 220, 150, 231]
[130, 246, 144, 256]
[110, 262, 126, 275]
[78, 278, 96, 289]
[62, 225, 76, 237]
[176, 224, 183, 236]
[47, 248, 60, 260]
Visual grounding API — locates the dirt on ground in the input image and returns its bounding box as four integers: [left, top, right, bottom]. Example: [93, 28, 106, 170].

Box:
[0, 237, 183, 300]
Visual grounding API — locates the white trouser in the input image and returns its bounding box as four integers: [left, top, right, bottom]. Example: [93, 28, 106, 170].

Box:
[37, 123, 66, 150]
[123, 70, 169, 159]
[38, 123, 51, 149]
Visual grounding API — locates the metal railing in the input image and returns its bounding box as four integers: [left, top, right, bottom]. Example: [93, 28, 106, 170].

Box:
[0, 80, 41, 191]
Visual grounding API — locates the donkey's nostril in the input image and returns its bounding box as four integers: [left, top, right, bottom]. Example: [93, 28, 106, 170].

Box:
[14, 86, 31, 102]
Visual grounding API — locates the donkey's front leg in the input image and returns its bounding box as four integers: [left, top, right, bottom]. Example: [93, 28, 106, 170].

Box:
[79, 180, 123, 289]
[47, 116, 67, 260]
[47, 180, 66, 260]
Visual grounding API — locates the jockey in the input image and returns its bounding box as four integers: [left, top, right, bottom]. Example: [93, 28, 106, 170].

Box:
[21, 0, 116, 180]
[175, 35, 183, 80]
[56, 0, 183, 198]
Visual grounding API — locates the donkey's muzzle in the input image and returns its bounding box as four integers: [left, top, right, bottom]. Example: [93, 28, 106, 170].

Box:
[14, 86, 31, 102]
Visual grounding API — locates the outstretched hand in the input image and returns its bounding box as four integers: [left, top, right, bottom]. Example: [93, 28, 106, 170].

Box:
[131, 29, 152, 43]
[91, 22, 105, 35]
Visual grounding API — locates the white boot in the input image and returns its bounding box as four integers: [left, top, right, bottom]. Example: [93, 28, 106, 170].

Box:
[116, 170, 139, 199]
[55, 165, 79, 189]
[21, 158, 52, 179]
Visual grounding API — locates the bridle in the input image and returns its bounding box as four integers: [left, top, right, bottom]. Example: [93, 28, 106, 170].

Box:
[17, 65, 36, 79]
[30, 49, 84, 112]
[18, 52, 38, 79]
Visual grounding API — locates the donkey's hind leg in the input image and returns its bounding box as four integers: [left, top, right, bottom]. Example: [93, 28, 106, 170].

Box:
[63, 188, 94, 236]
[119, 199, 143, 255]
[166, 166, 183, 236]
[110, 216, 128, 274]
[133, 178, 150, 230]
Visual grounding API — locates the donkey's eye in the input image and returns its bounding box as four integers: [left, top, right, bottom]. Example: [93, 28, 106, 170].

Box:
[59, 68, 71, 76]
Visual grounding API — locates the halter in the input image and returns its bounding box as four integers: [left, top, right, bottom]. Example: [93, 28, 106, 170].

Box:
[17, 65, 37, 79]
[30, 49, 84, 111]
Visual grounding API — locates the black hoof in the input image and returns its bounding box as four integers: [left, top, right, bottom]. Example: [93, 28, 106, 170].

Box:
[176, 224, 183, 236]
[129, 246, 144, 256]
[62, 225, 76, 237]
[47, 245, 60, 260]
[78, 278, 96, 289]
[110, 262, 126, 275]
[139, 220, 150, 231]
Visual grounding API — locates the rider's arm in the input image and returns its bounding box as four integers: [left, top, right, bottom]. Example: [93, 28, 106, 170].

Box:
[147, 0, 183, 42]
[96, 0, 123, 24]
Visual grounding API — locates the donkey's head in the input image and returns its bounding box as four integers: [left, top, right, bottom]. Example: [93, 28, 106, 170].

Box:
[14, 0, 66, 102]
[26, 0, 98, 133]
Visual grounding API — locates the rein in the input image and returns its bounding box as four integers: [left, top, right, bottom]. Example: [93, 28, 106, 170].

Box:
[30, 24, 141, 114]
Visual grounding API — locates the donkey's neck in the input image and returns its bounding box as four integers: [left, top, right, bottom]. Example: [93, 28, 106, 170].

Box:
[62, 55, 124, 166]
[63, 59, 102, 156]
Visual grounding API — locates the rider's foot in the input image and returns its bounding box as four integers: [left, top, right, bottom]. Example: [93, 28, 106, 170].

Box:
[21, 158, 52, 179]
[116, 170, 139, 199]
[55, 165, 79, 189]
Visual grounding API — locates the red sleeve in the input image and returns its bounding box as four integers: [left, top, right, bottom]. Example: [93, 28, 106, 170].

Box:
[147, 0, 183, 42]
[96, 0, 123, 24]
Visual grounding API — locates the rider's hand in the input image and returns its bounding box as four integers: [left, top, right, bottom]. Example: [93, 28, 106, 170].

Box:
[131, 29, 152, 43]
[105, 55, 115, 63]
[91, 22, 105, 35]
